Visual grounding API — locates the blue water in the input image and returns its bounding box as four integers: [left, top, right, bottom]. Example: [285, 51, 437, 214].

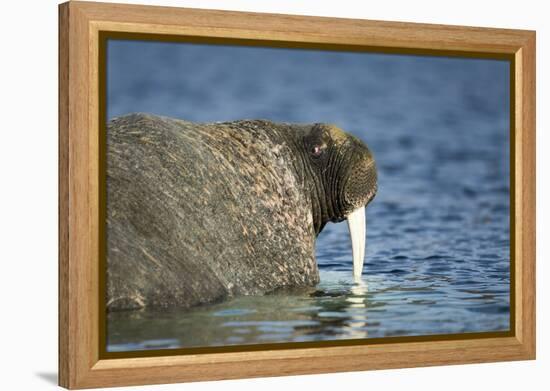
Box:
[106, 40, 510, 351]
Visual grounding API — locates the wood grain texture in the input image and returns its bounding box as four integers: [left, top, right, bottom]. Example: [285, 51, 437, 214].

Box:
[58, 3, 70, 387]
[58, 1, 536, 388]
[518, 34, 536, 356]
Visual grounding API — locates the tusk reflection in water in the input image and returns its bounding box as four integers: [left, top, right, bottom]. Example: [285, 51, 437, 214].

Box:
[342, 279, 369, 339]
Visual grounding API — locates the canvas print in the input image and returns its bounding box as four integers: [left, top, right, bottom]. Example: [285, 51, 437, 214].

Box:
[104, 39, 510, 352]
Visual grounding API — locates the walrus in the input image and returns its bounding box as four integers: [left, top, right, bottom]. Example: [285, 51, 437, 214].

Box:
[106, 113, 377, 311]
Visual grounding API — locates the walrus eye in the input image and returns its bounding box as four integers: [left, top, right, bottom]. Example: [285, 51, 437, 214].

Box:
[311, 145, 323, 157]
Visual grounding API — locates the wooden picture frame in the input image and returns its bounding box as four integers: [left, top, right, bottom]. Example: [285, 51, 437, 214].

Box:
[58, 1, 536, 388]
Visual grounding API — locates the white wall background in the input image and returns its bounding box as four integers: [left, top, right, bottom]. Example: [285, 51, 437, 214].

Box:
[0, 0, 546, 389]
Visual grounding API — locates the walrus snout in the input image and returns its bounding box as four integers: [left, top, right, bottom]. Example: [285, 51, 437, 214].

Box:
[342, 143, 378, 281]
[343, 156, 378, 210]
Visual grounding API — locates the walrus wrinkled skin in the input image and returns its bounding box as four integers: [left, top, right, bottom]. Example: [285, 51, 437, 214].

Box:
[106, 113, 377, 311]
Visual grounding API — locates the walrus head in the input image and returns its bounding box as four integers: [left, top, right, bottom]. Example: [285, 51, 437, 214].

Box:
[302, 123, 378, 280]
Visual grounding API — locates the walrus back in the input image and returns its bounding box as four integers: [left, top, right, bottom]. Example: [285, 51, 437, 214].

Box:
[106, 113, 319, 311]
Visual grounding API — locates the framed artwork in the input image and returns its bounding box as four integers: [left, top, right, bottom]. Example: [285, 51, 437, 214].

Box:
[58, 1, 536, 389]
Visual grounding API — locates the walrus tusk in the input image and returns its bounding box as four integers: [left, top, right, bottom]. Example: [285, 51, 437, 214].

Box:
[347, 207, 366, 280]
